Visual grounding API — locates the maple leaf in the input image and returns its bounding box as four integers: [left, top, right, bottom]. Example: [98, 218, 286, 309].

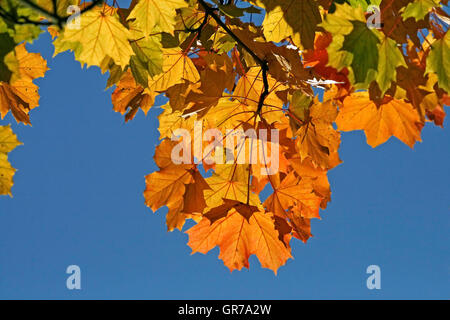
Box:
[111, 69, 153, 121]
[0, 43, 48, 124]
[288, 157, 331, 209]
[426, 31, 450, 93]
[342, 20, 380, 85]
[57, 5, 133, 68]
[183, 52, 235, 114]
[157, 104, 197, 139]
[165, 168, 209, 231]
[187, 209, 292, 274]
[204, 164, 262, 209]
[251, 0, 322, 49]
[264, 171, 322, 220]
[145, 137, 210, 231]
[293, 99, 342, 169]
[9, 42, 49, 82]
[319, 3, 366, 73]
[144, 166, 193, 211]
[336, 93, 423, 148]
[128, 20, 164, 84]
[127, 0, 188, 37]
[203, 99, 255, 129]
[0, 153, 16, 197]
[401, 0, 441, 21]
[0, 125, 21, 196]
[146, 48, 200, 101]
[144, 165, 195, 231]
[376, 36, 407, 95]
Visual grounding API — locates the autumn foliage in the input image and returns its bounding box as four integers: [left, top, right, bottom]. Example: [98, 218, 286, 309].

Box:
[0, 0, 449, 273]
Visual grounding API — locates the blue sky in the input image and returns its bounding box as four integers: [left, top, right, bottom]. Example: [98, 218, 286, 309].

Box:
[0, 5, 449, 300]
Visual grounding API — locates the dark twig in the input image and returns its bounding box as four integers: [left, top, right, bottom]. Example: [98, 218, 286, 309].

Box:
[181, 12, 209, 38]
[51, 0, 58, 14]
[257, 64, 269, 114]
[0, 6, 53, 26]
[2, 0, 105, 28]
[19, 0, 55, 19]
[198, 0, 269, 115]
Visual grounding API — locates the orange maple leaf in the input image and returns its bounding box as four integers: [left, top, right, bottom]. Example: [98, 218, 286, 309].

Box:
[336, 93, 423, 148]
[111, 69, 153, 122]
[0, 43, 48, 124]
[187, 209, 292, 274]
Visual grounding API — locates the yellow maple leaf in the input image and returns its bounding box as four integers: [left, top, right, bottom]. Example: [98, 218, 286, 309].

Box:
[0, 125, 22, 196]
[0, 44, 48, 125]
[204, 99, 255, 129]
[144, 167, 193, 210]
[157, 104, 197, 139]
[111, 69, 153, 121]
[61, 6, 133, 68]
[127, 0, 188, 37]
[145, 48, 200, 102]
[204, 164, 262, 209]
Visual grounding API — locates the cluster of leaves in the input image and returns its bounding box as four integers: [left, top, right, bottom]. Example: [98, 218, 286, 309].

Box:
[0, 33, 48, 195]
[0, 0, 449, 273]
[0, 125, 21, 196]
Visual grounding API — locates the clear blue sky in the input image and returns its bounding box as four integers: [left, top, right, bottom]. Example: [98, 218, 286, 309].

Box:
[0, 6, 449, 300]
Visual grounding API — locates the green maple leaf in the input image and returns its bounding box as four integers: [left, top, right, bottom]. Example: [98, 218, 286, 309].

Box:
[320, 3, 366, 72]
[376, 36, 407, 95]
[342, 20, 380, 84]
[426, 32, 450, 93]
[401, 0, 440, 21]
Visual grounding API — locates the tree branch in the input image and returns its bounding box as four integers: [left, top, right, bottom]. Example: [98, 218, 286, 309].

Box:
[198, 0, 269, 115]
[180, 11, 209, 38]
[19, 0, 55, 19]
[258, 65, 269, 114]
[2, 0, 105, 28]
[0, 6, 53, 26]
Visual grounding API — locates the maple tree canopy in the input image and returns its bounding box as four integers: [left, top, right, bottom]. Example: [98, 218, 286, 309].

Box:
[0, 0, 449, 273]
